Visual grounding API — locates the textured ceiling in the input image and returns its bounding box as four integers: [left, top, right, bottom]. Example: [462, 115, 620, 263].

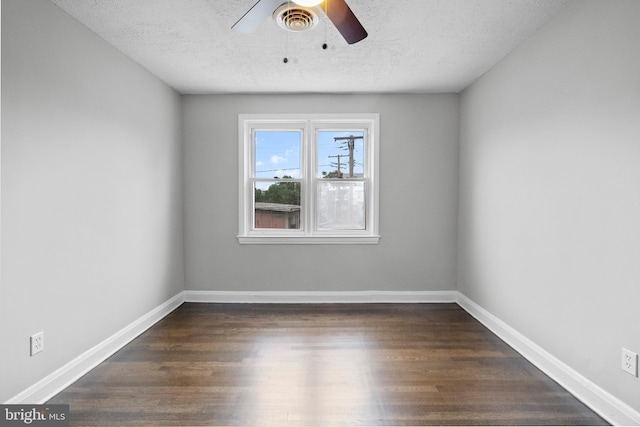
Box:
[50, 0, 572, 94]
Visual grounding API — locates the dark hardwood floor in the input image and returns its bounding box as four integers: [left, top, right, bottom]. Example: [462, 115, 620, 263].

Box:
[48, 303, 608, 426]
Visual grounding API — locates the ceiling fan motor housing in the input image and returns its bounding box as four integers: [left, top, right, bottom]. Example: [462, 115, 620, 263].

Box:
[273, 4, 319, 32]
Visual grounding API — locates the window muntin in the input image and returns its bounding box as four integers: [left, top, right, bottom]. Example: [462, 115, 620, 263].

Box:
[238, 114, 379, 244]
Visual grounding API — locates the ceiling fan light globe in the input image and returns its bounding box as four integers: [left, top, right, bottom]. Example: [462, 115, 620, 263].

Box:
[292, 0, 324, 7]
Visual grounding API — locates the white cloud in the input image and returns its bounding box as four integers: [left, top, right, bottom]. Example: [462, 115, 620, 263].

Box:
[271, 155, 286, 164]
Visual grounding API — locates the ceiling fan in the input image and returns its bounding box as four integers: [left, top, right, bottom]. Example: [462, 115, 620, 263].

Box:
[232, 0, 368, 45]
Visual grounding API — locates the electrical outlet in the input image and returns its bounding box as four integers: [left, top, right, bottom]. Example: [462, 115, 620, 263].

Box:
[622, 348, 638, 377]
[30, 332, 44, 356]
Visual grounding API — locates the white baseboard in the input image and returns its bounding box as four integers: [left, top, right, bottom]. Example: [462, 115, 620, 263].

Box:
[183, 290, 458, 304]
[456, 293, 640, 426]
[6, 292, 185, 405]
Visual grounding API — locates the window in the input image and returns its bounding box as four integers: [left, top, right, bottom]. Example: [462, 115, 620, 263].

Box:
[238, 114, 380, 244]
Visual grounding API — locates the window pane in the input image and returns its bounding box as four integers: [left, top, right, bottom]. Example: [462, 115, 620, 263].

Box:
[317, 131, 365, 178]
[254, 131, 301, 179]
[317, 181, 365, 230]
[254, 181, 301, 229]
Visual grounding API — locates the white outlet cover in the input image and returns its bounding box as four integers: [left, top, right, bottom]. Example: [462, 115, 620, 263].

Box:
[622, 348, 638, 377]
[30, 332, 44, 356]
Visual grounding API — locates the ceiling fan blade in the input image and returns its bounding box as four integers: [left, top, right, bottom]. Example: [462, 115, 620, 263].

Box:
[232, 0, 284, 33]
[321, 0, 368, 45]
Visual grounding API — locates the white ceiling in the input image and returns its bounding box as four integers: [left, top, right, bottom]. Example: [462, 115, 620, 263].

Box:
[50, 0, 572, 94]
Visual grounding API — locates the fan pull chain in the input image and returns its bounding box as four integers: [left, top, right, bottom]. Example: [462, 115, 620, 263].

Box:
[283, 0, 291, 63]
[284, 31, 289, 63]
[322, 0, 329, 50]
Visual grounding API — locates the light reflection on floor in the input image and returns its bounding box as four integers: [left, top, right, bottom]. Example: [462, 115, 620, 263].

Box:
[241, 332, 377, 425]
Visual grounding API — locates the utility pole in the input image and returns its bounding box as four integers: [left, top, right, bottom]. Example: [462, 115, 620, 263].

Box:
[333, 135, 363, 178]
[328, 154, 346, 178]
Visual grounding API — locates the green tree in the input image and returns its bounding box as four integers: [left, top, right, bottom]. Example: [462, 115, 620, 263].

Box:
[322, 170, 343, 178]
[255, 176, 300, 205]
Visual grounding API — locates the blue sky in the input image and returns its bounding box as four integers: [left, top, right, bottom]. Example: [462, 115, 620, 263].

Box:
[254, 130, 364, 179]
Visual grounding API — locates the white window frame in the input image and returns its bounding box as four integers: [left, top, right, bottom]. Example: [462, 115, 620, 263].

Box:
[238, 113, 380, 244]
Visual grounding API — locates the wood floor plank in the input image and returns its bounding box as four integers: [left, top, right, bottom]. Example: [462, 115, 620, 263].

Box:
[48, 303, 608, 426]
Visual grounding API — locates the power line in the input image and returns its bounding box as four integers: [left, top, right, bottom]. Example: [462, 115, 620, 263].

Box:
[255, 167, 300, 173]
[328, 154, 347, 178]
[333, 135, 363, 178]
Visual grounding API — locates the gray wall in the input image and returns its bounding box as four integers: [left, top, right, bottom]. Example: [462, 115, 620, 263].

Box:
[182, 94, 459, 292]
[0, 0, 185, 402]
[458, 0, 640, 414]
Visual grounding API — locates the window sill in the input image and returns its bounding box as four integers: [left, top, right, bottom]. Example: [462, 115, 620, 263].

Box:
[237, 235, 381, 245]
